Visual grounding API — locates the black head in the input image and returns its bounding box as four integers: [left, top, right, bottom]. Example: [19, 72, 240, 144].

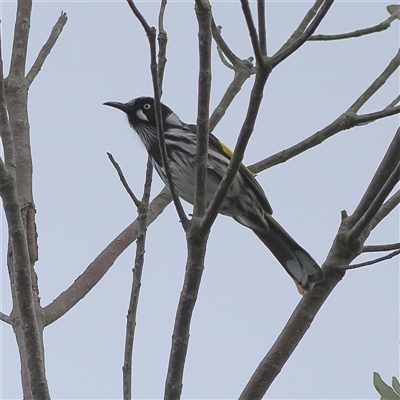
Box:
[103, 97, 177, 129]
[104, 97, 184, 151]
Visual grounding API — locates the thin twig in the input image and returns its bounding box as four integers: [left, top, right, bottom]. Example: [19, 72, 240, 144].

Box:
[248, 74, 400, 174]
[271, 1, 334, 67]
[369, 190, 400, 231]
[240, 0, 264, 66]
[209, 61, 253, 132]
[211, 18, 241, 66]
[126, 0, 188, 228]
[0, 311, 11, 324]
[345, 250, 400, 270]
[309, 12, 399, 41]
[385, 94, 400, 109]
[282, 0, 324, 45]
[107, 152, 141, 207]
[349, 49, 400, 114]
[157, 0, 168, 91]
[346, 129, 400, 243]
[202, 70, 269, 233]
[363, 243, 400, 252]
[26, 12, 68, 86]
[123, 157, 153, 400]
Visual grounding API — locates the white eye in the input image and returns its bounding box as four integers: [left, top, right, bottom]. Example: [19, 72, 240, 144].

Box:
[143, 103, 151, 110]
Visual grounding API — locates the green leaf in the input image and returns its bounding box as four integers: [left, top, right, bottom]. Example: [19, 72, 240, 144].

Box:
[374, 372, 400, 400]
[392, 377, 400, 396]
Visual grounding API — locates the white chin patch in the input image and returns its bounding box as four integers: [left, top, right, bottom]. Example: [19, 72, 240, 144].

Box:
[165, 112, 182, 126]
[136, 109, 149, 121]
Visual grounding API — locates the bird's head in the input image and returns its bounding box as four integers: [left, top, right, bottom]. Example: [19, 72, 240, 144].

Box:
[104, 97, 183, 149]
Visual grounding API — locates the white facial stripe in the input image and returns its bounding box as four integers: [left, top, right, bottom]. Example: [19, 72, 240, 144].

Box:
[165, 112, 182, 127]
[136, 109, 149, 121]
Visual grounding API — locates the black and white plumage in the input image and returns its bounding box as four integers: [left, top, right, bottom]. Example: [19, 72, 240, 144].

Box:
[104, 96, 324, 291]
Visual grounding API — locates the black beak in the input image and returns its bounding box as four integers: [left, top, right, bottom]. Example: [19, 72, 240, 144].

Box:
[103, 101, 131, 114]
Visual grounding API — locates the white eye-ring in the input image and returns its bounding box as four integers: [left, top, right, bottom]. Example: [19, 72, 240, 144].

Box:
[143, 103, 151, 110]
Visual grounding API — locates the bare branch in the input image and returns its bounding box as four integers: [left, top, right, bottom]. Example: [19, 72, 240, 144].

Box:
[211, 19, 242, 66]
[193, 0, 212, 218]
[43, 187, 172, 326]
[125, 0, 153, 34]
[240, 0, 263, 65]
[271, 1, 334, 67]
[164, 2, 211, 397]
[123, 157, 153, 400]
[26, 12, 67, 86]
[363, 243, 400, 252]
[282, 1, 324, 44]
[309, 11, 399, 41]
[107, 152, 141, 207]
[0, 25, 15, 168]
[346, 128, 400, 244]
[209, 62, 253, 132]
[157, 0, 168, 91]
[127, 0, 188, 228]
[355, 105, 400, 126]
[257, 0, 267, 56]
[239, 259, 344, 399]
[349, 49, 400, 114]
[248, 112, 354, 173]
[345, 249, 400, 270]
[9, 0, 32, 77]
[202, 70, 268, 232]
[0, 311, 11, 324]
[369, 190, 400, 231]
[248, 61, 400, 175]
[385, 94, 400, 109]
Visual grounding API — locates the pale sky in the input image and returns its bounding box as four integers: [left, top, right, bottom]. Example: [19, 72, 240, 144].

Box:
[1, 1, 399, 399]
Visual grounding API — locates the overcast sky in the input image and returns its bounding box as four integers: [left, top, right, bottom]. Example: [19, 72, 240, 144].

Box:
[1, 1, 399, 399]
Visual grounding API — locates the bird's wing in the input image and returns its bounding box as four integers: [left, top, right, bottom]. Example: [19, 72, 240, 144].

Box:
[208, 132, 273, 215]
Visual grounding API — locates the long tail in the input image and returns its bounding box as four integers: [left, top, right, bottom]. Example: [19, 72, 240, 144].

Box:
[254, 214, 324, 291]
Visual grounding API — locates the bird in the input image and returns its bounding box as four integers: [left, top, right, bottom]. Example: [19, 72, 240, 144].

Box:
[104, 96, 324, 291]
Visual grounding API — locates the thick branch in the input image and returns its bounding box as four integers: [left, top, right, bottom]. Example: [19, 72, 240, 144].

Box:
[193, 0, 212, 218]
[9, 0, 32, 77]
[239, 259, 344, 399]
[0, 31, 15, 168]
[43, 187, 172, 326]
[2, 184, 50, 399]
[26, 12, 68, 86]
